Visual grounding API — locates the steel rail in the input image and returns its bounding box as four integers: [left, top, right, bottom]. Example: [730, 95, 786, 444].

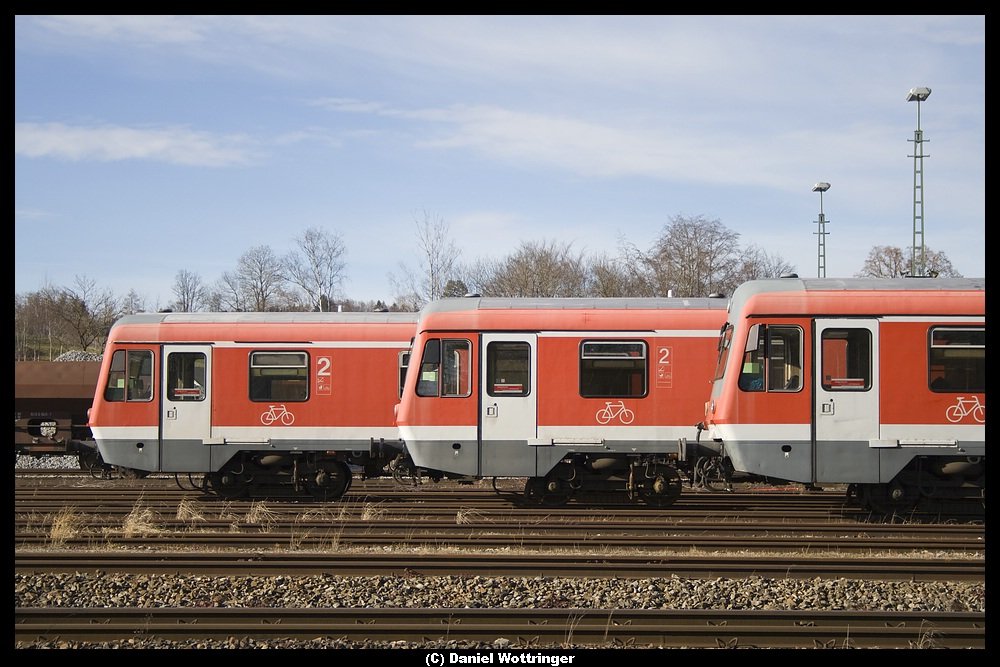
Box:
[14, 550, 985, 581]
[14, 607, 986, 648]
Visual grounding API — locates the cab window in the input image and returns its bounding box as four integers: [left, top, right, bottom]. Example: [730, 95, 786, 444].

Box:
[738, 324, 803, 392]
[103, 349, 154, 402]
[416, 339, 472, 397]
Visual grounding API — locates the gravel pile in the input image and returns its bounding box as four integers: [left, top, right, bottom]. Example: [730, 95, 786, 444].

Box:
[14, 571, 985, 649]
[15, 455, 81, 470]
[52, 350, 102, 361]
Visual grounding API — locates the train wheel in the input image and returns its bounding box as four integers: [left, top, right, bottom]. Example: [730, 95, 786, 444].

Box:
[78, 449, 102, 471]
[305, 461, 352, 501]
[205, 469, 250, 499]
[860, 482, 919, 516]
[638, 469, 683, 507]
[522, 477, 571, 507]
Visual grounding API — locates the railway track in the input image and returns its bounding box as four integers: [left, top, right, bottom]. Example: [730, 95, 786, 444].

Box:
[14, 551, 985, 581]
[13, 473, 986, 650]
[14, 607, 985, 648]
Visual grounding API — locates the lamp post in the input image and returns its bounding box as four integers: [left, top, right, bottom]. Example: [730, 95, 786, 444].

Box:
[906, 86, 931, 277]
[812, 182, 831, 278]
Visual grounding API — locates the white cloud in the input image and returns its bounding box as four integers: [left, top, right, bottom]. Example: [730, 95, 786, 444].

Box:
[14, 122, 257, 167]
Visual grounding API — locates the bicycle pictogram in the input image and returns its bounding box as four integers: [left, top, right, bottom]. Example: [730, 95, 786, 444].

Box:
[261, 404, 295, 426]
[596, 400, 635, 425]
[945, 396, 985, 423]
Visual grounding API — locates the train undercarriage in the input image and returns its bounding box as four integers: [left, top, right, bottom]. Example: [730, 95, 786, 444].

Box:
[847, 456, 985, 516]
[518, 455, 687, 507]
[394, 453, 695, 507]
[201, 452, 355, 500]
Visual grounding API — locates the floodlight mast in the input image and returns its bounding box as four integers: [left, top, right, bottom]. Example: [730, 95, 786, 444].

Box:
[812, 182, 831, 278]
[907, 87, 931, 277]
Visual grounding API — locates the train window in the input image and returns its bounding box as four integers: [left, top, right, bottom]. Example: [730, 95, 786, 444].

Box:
[487, 341, 530, 397]
[821, 329, 871, 391]
[713, 323, 734, 382]
[767, 326, 802, 392]
[580, 341, 647, 398]
[416, 339, 472, 398]
[929, 327, 985, 393]
[737, 325, 803, 392]
[398, 350, 411, 398]
[103, 349, 154, 402]
[249, 351, 308, 402]
[737, 325, 764, 392]
[167, 352, 207, 401]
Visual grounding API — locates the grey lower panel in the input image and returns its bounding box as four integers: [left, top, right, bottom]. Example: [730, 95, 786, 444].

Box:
[724, 439, 814, 483]
[815, 440, 880, 484]
[875, 442, 986, 483]
[727, 439, 987, 484]
[407, 439, 481, 476]
[96, 438, 162, 472]
[98, 438, 379, 473]
[410, 438, 687, 478]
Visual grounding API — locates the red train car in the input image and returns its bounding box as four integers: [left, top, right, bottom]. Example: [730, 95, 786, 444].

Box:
[394, 296, 729, 506]
[700, 277, 985, 513]
[88, 311, 418, 499]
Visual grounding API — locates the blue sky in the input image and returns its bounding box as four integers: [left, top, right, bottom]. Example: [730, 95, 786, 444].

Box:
[14, 15, 985, 307]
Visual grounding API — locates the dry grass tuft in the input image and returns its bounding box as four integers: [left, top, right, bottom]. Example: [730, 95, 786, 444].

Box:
[244, 501, 280, 529]
[176, 498, 206, 526]
[48, 507, 83, 546]
[360, 502, 386, 521]
[122, 503, 160, 537]
[455, 508, 489, 525]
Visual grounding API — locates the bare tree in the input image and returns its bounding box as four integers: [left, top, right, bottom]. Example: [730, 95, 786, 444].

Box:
[644, 215, 742, 297]
[15, 290, 62, 360]
[920, 249, 961, 277]
[442, 279, 469, 297]
[455, 256, 500, 298]
[41, 276, 122, 352]
[856, 245, 961, 278]
[240, 246, 289, 311]
[283, 227, 347, 311]
[389, 212, 460, 308]
[208, 246, 295, 312]
[730, 244, 797, 287]
[171, 269, 207, 312]
[220, 245, 300, 311]
[211, 270, 248, 312]
[122, 289, 147, 315]
[477, 240, 589, 297]
[587, 237, 655, 297]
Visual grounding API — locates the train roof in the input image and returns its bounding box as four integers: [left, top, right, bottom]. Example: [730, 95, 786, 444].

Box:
[726, 276, 986, 319]
[113, 311, 419, 325]
[416, 296, 730, 332]
[105, 311, 419, 345]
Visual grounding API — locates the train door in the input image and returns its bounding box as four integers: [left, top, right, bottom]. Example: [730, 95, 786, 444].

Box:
[479, 333, 537, 476]
[161, 345, 212, 469]
[814, 319, 880, 483]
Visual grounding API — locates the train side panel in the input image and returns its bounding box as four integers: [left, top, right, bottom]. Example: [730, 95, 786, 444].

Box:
[397, 300, 727, 480]
[703, 278, 985, 506]
[89, 314, 415, 475]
